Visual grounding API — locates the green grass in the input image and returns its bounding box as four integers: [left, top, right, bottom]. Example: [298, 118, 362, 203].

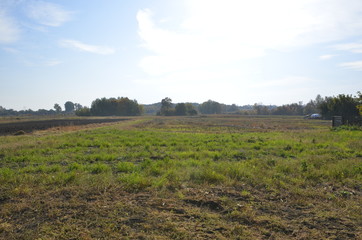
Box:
[0, 115, 361, 239]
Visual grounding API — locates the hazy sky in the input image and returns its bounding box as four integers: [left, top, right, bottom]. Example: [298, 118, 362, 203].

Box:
[1, 0, 361, 110]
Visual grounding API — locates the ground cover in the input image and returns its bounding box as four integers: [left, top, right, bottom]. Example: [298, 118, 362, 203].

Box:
[0, 115, 361, 239]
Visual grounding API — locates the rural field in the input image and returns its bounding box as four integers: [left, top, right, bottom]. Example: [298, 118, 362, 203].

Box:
[0, 115, 361, 239]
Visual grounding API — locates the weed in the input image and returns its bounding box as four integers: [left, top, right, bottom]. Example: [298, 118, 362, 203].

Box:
[87, 163, 111, 174]
[284, 144, 292, 151]
[301, 161, 308, 172]
[119, 173, 151, 192]
[116, 162, 137, 173]
[190, 168, 226, 184]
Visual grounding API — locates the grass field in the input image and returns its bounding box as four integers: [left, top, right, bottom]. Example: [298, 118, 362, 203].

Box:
[0, 115, 361, 239]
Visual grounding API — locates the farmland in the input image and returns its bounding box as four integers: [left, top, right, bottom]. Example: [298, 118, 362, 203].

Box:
[0, 117, 131, 136]
[0, 115, 361, 239]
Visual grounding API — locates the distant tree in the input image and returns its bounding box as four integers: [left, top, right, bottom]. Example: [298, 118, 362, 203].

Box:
[253, 103, 270, 115]
[271, 102, 303, 115]
[54, 103, 62, 113]
[357, 91, 362, 116]
[199, 100, 222, 114]
[318, 94, 360, 124]
[90, 97, 143, 116]
[304, 95, 322, 115]
[143, 103, 162, 115]
[64, 101, 75, 112]
[303, 100, 317, 115]
[159, 97, 174, 116]
[74, 103, 83, 111]
[185, 103, 198, 115]
[91, 98, 110, 116]
[161, 97, 172, 110]
[158, 101, 197, 116]
[75, 107, 91, 116]
[175, 103, 187, 116]
[315, 94, 323, 106]
[37, 109, 49, 115]
[116, 97, 143, 116]
[228, 104, 239, 112]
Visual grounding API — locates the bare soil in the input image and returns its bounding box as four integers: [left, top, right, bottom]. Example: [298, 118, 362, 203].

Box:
[0, 118, 130, 135]
[1, 185, 360, 239]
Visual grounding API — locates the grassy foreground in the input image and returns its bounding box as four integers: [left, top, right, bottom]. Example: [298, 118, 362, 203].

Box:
[0, 116, 361, 239]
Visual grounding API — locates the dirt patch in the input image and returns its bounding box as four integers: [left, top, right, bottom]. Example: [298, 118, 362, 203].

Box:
[0, 184, 360, 240]
[0, 118, 130, 135]
[184, 199, 224, 212]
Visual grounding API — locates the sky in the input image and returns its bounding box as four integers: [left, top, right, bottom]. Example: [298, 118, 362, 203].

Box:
[0, 0, 362, 110]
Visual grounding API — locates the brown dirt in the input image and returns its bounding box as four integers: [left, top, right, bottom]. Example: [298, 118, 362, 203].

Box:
[0, 184, 360, 239]
[0, 118, 130, 136]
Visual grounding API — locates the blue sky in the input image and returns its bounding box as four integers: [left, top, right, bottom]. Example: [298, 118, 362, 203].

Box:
[1, 0, 361, 110]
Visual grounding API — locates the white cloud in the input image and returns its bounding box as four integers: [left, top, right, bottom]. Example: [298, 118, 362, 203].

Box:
[137, 9, 264, 76]
[25, 1, 72, 27]
[0, 1, 72, 44]
[59, 39, 115, 55]
[137, 0, 362, 77]
[0, 10, 20, 43]
[333, 42, 362, 53]
[339, 61, 362, 71]
[319, 54, 337, 60]
[251, 76, 313, 88]
[181, 0, 306, 48]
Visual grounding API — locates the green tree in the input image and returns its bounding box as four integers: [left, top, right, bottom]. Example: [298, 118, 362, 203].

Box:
[318, 94, 360, 124]
[228, 104, 239, 113]
[159, 97, 174, 116]
[253, 103, 270, 115]
[64, 101, 75, 112]
[185, 103, 198, 115]
[303, 100, 317, 115]
[271, 102, 303, 115]
[199, 100, 222, 114]
[357, 91, 362, 116]
[90, 98, 109, 116]
[75, 107, 91, 116]
[175, 103, 187, 116]
[74, 103, 83, 111]
[161, 97, 172, 110]
[54, 103, 62, 113]
[90, 97, 143, 116]
[303, 95, 322, 115]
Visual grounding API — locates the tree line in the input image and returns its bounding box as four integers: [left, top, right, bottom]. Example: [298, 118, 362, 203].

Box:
[75, 97, 143, 116]
[318, 93, 361, 124]
[251, 93, 361, 124]
[1, 93, 361, 125]
[0, 101, 83, 116]
[157, 97, 198, 116]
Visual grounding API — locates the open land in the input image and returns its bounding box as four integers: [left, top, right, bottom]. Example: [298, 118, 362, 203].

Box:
[0, 115, 361, 239]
